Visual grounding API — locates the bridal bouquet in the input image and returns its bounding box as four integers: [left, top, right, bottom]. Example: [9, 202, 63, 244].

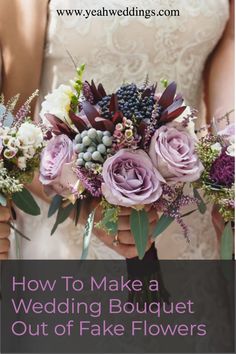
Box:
[195, 122, 235, 259]
[39, 65, 204, 261]
[0, 93, 43, 229]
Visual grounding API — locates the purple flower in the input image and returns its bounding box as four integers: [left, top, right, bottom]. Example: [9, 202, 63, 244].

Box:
[101, 149, 164, 207]
[210, 149, 234, 187]
[40, 134, 77, 196]
[149, 125, 203, 184]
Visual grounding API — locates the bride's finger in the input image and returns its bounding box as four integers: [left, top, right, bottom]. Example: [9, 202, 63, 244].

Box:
[93, 226, 138, 258]
[0, 207, 11, 222]
[0, 223, 11, 238]
[118, 221, 157, 245]
[0, 239, 10, 253]
[118, 209, 158, 231]
[118, 207, 132, 216]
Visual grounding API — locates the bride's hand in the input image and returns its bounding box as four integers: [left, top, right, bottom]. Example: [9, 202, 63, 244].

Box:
[0, 206, 11, 260]
[81, 202, 158, 258]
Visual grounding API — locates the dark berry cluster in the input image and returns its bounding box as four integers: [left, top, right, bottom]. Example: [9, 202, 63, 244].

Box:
[138, 95, 155, 121]
[116, 84, 140, 119]
[97, 83, 155, 121]
[98, 95, 112, 119]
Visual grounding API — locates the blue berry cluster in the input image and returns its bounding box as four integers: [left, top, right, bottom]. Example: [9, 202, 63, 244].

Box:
[98, 84, 155, 121]
[74, 128, 113, 170]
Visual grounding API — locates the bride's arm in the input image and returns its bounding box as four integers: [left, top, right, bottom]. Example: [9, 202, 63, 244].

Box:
[204, 0, 234, 128]
[204, 0, 234, 245]
[0, 0, 49, 259]
[0, 0, 50, 202]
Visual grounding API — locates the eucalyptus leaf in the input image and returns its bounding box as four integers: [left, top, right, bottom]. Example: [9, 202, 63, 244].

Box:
[12, 188, 40, 216]
[48, 195, 63, 217]
[51, 203, 74, 235]
[74, 200, 81, 226]
[220, 222, 233, 260]
[153, 214, 174, 238]
[0, 193, 7, 207]
[193, 188, 207, 214]
[130, 209, 149, 260]
[81, 210, 95, 260]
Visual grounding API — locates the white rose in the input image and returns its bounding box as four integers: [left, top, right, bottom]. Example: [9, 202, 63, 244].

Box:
[40, 84, 74, 125]
[17, 122, 43, 148]
[17, 156, 27, 170]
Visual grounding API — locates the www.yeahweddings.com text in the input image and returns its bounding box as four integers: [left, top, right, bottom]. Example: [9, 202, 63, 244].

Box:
[10, 275, 206, 338]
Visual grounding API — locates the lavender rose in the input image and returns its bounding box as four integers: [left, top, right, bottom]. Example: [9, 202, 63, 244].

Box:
[40, 134, 77, 196]
[149, 125, 203, 184]
[101, 149, 164, 207]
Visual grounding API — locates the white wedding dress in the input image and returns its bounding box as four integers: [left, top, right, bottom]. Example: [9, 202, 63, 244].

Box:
[13, 0, 229, 259]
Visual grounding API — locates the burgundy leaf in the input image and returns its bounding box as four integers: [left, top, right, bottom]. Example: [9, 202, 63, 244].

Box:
[175, 93, 183, 101]
[45, 114, 74, 136]
[159, 98, 184, 122]
[89, 80, 103, 103]
[109, 93, 119, 113]
[82, 101, 100, 121]
[69, 111, 87, 132]
[158, 82, 177, 108]
[91, 117, 114, 132]
[112, 111, 123, 125]
[160, 106, 187, 123]
[44, 130, 53, 140]
[97, 83, 107, 97]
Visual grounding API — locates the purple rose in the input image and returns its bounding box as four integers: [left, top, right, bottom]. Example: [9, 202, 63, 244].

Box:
[149, 125, 203, 183]
[40, 134, 76, 196]
[101, 149, 164, 207]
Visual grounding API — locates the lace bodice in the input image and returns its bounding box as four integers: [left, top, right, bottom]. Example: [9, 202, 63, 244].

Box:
[40, 0, 229, 119]
[15, 0, 229, 260]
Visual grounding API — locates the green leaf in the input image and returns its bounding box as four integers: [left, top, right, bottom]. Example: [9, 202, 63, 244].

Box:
[0, 193, 7, 206]
[51, 203, 74, 235]
[74, 200, 81, 226]
[100, 208, 118, 235]
[81, 210, 95, 260]
[130, 209, 149, 260]
[12, 188, 40, 216]
[220, 222, 233, 260]
[153, 214, 174, 238]
[48, 195, 63, 217]
[194, 188, 207, 214]
[104, 221, 118, 235]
